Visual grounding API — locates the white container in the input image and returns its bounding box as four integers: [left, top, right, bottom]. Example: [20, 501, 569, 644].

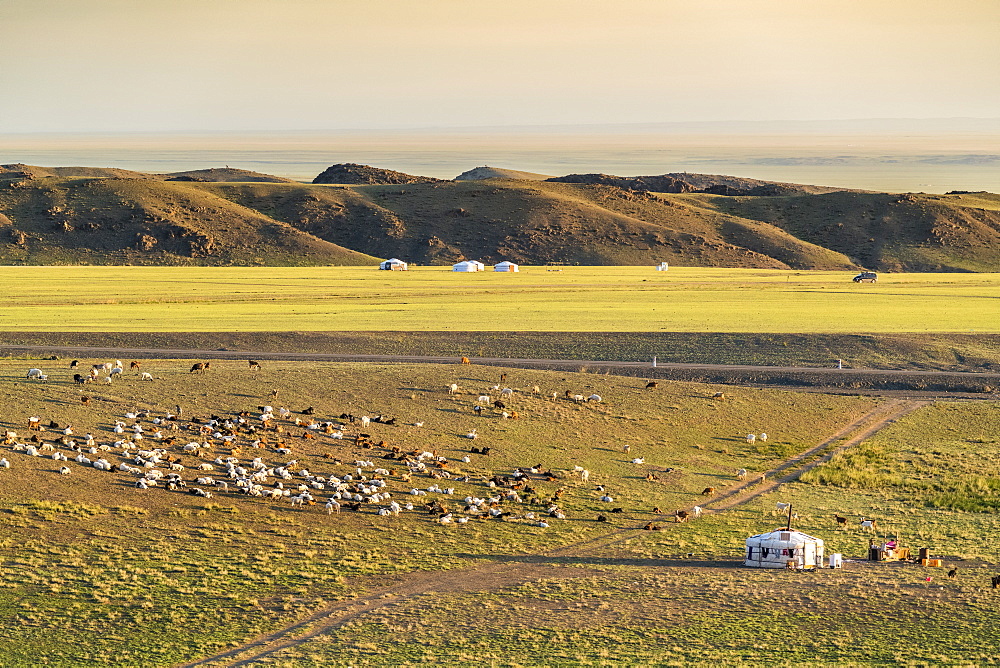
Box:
[829, 553, 843, 569]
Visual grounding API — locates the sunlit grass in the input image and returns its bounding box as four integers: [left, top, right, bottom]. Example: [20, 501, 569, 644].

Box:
[1, 266, 1000, 332]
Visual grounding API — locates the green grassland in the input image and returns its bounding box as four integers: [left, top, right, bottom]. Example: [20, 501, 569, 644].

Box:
[2, 360, 1000, 665]
[221, 399, 1000, 668]
[2, 266, 1000, 333]
[0, 358, 877, 666]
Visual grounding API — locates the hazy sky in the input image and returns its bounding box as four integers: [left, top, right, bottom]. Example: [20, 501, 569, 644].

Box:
[2, 0, 998, 133]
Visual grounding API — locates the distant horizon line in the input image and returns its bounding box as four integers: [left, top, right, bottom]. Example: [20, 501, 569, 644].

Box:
[3, 116, 1000, 137]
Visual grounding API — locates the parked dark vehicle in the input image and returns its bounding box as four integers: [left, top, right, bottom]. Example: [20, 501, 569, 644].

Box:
[853, 271, 878, 283]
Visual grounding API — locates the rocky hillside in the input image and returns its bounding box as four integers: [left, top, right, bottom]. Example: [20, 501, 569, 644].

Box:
[0, 173, 378, 266]
[312, 163, 441, 185]
[548, 172, 855, 196]
[3, 164, 999, 269]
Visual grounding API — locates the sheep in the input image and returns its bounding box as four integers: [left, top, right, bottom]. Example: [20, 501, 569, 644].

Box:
[571, 394, 585, 403]
[59, 466, 71, 475]
[466, 429, 478, 440]
[477, 395, 491, 404]
[631, 457, 645, 464]
[736, 468, 748, 481]
[693, 506, 703, 517]
[746, 433, 757, 444]
[447, 383, 459, 395]
[587, 394, 602, 403]
[26, 368, 46, 380]
[0, 458, 9, 468]
[775, 502, 791, 514]
[140, 372, 154, 381]
[500, 388, 514, 397]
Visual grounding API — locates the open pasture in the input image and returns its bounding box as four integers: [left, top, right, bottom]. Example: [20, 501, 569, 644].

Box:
[247, 398, 1000, 668]
[2, 266, 1000, 332]
[0, 357, 890, 666]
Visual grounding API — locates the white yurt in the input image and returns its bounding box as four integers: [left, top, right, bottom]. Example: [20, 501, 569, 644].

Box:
[452, 260, 485, 272]
[744, 528, 825, 569]
[494, 261, 519, 272]
[655, 261, 669, 271]
[379, 258, 408, 271]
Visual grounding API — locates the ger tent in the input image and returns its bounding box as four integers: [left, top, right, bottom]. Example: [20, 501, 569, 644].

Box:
[452, 260, 485, 272]
[745, 528, 825, 569]
[379, 258, 408, 271]
[494, 261, 519, 272]
[655, 261, 669, 271]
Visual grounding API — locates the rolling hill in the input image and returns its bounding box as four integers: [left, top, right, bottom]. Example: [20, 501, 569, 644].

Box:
[2, 163, 999, 269]
[0, 174, 378, 265]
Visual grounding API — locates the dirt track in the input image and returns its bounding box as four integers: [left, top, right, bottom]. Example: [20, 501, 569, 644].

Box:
[177, 398, 924, 668]
[5, 343, 1000, 395]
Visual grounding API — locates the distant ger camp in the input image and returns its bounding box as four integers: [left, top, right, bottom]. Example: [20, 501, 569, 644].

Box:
[452, 260, 485, 272]
[379, 258, 408, 271]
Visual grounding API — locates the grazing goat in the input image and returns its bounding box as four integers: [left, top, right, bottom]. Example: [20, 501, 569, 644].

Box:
[674, 510, 690, 523]
[992, 575, 1000, 589]
[860, 517, 877, 532]
[701, 487, 716, 496]
[834, 514, 848, 528]
[948, 568, 958, 579]
[713, 391, 725, 400]
[130, 361, 140, 371]
[775, 502, 791, 515]
[248, 360, 261, 370]
[736, 468, 748, 481]
[460, 357, 471, 365]
[645, 381, 658, 389]
[190, 362, 207, 374]
[447, 383, 459, 395]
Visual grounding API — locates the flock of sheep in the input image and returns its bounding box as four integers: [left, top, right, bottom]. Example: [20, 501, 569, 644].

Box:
[7, 359, 772, 532]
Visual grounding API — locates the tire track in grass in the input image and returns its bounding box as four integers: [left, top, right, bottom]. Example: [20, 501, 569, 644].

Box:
[700, 398, 930, 513]
[177, 399, 927, 668]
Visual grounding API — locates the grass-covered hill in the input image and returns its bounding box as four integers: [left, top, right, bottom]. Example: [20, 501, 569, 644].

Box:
[0, 175, 377, 265]
[2, 164, 999, 269]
